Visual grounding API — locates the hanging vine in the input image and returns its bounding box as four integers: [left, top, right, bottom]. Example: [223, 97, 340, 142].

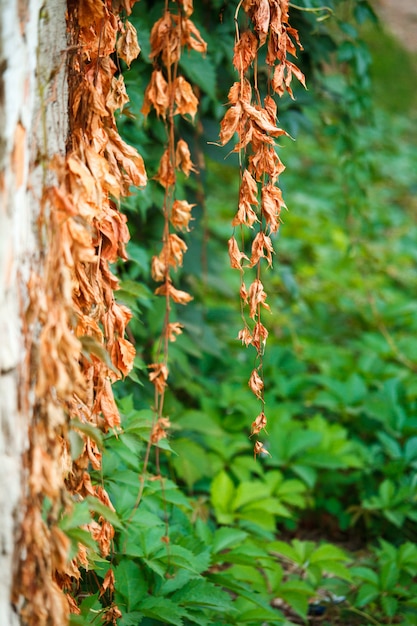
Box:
[141, 0, 206, 464]
[220, 0, 305, 457]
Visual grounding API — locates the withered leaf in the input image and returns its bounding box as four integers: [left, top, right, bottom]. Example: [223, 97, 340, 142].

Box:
[99, 379, 121, 429]
[100, 569, 115, 597]
[179, 0, 194, 17]
[148, 362, 169, 393]
[151, 255, 166, 282]
[151, 417, 171, 444]
[117, 337, 135, 376]
[173, 76, 199, 120]
[254, 439, 271, 459]
[176, 139, 197, 177]
[228, 236, 249, 269]
[252, 0, 270, 46]
[228, 79, 252, 105]
[233, 30, 258, 73]
[248, 278, 270, 319]
[243, 168, 258, 202]
[251, 410, 267, 435]
[142, 69, 169, 118]
[242, 101, 287, 137]
[181, 18, 207, 55]
[154, 148, 176, 188]
[167, 322, 184, 342]
[154, 280, 193, 304]
[116, 21, 140, 67]
[171, 199, 195, 232]
[249, 231, 274, 267]
[232, 201, 258, 228]
[252, 321, 268, 351]
[261, 183, 285, 233]
[248, 369, 264, 400]
[237, 326, 252, 347]
[167, 233, 188, 268]
[78, 0, 106, 27]
[106, 75, 129, 113]
[219, 103, 242, 145]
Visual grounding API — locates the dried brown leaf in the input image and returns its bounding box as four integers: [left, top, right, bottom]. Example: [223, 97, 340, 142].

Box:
[167, 322, 184, 342]
[254, 439, 271, 459]
[151, 417, 171, 444]
[252, 321, 268, 351]
[176, 139, 197, 177]
[251, 410, 267, 435]
[106, 75, 129, 113]
[155, 149, 176, 188]
[171, 199, 195, 231]
[219, 103, 242, 145]
[116, 20, 140, 67]
[233, 30, 258, 73]
[117, 337, 136, 376]
[248, 278, 270, 319]
[228, 236, 249, 269]
[261, 183, 285, 233]
[142, 69, 169, 118]
[148, 362, 169, 393]
[173, 76, 199, 120]
[237, 326, 252, 346]
[249, 231, 274, 267]
[248, 369, 264, 399]
[154, 280, 193, 304]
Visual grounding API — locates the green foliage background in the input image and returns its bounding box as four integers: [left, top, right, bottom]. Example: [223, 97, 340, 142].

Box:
[70, 1, 417, 624]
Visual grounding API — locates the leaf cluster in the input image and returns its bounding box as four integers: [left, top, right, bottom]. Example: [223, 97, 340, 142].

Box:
[69, 1, 417, 625]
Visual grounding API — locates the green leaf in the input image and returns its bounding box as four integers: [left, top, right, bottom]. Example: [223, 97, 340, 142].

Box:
[379, 560, 399, 591]
[140, 596, 188, 626]
[179, 50, 216, 99]
[211, 471, 235, 519]
[381, 595, 398, 618]
[84, 495, 122, 529]
[351, 567, 381, 586]
[310, 544, 348, 563]
[355, 583, 379, 607]
[171, 579, 233, 612]
[232, 481, 271, 510]
[118, 612, 143, 626]
[278, 581, 313, 620]
[212, 527, 249, 554]
[115, 560, 148, 612]
[79, 335, 120, 375]
[71, 418, 103, 447]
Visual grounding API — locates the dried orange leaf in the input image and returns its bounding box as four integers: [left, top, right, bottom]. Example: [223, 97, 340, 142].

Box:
[142, 69, 169, 118]
[171, 199, 195, 232]
[251, 411, 267, 435]
[233, 30, 258, 73]
[116, 20, 140, 67]
[154, 281, 193, 305]
[228, 236, 249, 270]
[249, 369, 264, 399]
[173, 76, 199, 120]
[219, 103, 242, 145]
[176, 139, 197, 177]
[148, 362, 169, 393]
[249, 231, 274, 267]
[254, 439, 271, 460]
[248, 278, 270, 319]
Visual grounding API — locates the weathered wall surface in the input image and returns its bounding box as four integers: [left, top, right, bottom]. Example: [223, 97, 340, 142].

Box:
[0, 0, 67, 623]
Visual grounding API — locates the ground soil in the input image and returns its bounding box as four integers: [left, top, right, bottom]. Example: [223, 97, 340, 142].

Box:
[375, 0, 417, 52]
